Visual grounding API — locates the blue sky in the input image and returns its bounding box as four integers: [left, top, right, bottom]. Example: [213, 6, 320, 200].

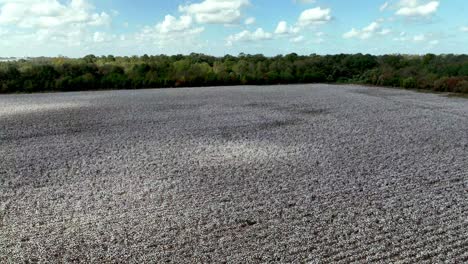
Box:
[0, 0, 467, 57]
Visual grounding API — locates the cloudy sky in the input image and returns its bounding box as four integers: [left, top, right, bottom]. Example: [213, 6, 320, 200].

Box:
[0, 0, 467, 57]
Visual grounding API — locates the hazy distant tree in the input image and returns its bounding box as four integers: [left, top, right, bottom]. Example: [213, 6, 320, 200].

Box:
[83, 54, 97, 64]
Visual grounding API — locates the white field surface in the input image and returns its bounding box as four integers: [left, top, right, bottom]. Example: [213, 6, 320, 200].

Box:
[1, 84, 468, 262]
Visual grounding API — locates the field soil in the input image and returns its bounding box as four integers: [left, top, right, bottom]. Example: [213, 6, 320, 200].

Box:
[1, 84, 468, 262]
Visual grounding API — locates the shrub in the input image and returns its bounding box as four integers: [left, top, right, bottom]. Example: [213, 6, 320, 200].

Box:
[401, 77, 417, 89]
[455, 80, 468, 93]
[433, 77, 449, 92]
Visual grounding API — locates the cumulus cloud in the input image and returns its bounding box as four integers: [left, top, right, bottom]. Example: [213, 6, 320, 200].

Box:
[393, 31, 408, 41]
[297, 7, 332, 27]
[126, 14, 207, 55]
[343, 21, 390, 40]
[156, 15, 193, 34]
[0, 0, 114, 55]
[274, 21, 299, 35]
[0, 0, 111, 28]
[275, 21, 288, 34]
[244, 17, 255, 25]
[343, 28, 359, 39]
[137, 15, 204, 44]
[412, 33, 440, 49]
[290, 35, 304, 43]
[393, 31, 438, 46]
[412, 33, 437, 44]
[380, 2, 389, 12]
[93, 31, 116, 43]
[226, 28, 272, 46]
[379, 28, 391, 35]
[413, 34, 426, 42]
[314, 31, 325, 43]
[179, 0, 249, 24]
[93, 32, 105, 43]
[396, 0, 439, 17]
[293, 0, 316, 4]
[273, 6, 331, 44]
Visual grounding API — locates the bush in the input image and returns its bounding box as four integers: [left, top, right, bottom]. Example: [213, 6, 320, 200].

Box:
[1, 82, 9, 93]
[433, 77, 449, 92]
[455, 80, 468, 93]
[401, 77, 417, 89]
[434, 77, 464, 92]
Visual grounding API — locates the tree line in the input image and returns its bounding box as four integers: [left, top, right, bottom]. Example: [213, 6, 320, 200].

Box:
[1, 53, 468, 94]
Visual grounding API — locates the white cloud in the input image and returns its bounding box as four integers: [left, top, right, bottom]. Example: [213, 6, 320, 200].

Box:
[0, 0, 111, 29]
[137, 15, 204, 43]
[244, 17, 255, 25]
[393, 31, 408, 41]
[393, 32, 438, 45]
[398, 0, 422, 8]
[275, 21, 288, 34]
[128, 14, 206, 54]
[363, 21, 380, 32]
[0, 0, 113, 55]
[274, 21, 300, 35]
[226, 28, 272, 46]
[293, 0, 316, 4]
[380, 2, 389, 12]
[179, 0, 249, 24]
[378, 28, 392, 35]
[297, 7, 332, 27]
[93, 32, 105, 43]
[291, 35, 304, 43]
[156, 15, 193, 34]
[93, 31, 116, 43]
[396, 0, 439, 17]
[413, 34, 426, 41]
[460, 26, 468, 32]
[343, 29, 360, 39]
[343, 21, 389, 40]
[314, 32, 325, 43]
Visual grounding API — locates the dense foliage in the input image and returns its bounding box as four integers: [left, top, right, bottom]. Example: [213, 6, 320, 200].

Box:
[1, 53, 468, 93]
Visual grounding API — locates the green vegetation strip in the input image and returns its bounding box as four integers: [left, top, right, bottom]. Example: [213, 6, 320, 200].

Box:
[1, 53, 468, 94]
